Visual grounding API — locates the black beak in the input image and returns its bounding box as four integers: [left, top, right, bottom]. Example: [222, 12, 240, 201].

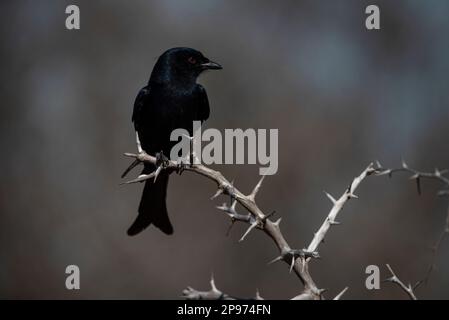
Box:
[201, 60, 222, 70]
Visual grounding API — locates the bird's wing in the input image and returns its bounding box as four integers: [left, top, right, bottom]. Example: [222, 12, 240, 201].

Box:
[196, 84, 210, 122]
[132, 85, 151, 131]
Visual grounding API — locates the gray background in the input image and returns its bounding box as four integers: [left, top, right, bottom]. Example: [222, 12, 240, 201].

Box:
[1, 0, 448, 299]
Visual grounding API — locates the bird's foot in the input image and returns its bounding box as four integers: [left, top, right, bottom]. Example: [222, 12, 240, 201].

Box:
[155, 151, 170, 169]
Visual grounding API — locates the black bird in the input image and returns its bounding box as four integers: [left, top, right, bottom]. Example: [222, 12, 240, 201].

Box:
[126, 47, 222, 236]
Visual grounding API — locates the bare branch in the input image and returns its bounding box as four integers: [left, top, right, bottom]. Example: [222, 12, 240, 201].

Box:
[122, 150, 379, 300]
[385, 264, 418, 300]
[307, 163, 376, 253]
[182, 277, 232, 300]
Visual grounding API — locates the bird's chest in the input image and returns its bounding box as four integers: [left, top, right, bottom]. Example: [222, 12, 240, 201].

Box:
[156, 92, 198, 129]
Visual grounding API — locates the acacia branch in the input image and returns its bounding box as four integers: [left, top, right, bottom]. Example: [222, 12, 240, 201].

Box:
[123, 150, 377, 300]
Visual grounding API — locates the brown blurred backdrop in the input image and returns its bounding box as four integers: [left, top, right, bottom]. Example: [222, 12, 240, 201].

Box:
[0, 0, 448, 299]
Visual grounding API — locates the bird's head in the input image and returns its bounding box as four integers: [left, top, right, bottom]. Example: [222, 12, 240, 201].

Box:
[150, 47, 222, 85]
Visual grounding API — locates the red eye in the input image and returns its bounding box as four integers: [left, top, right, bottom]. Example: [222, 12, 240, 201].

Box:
[188, 56, 196, 64]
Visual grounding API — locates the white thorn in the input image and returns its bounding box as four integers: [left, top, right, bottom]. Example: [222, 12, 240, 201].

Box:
[333, 287, 349, 300]
[216, 203, 228, 212]
[402, 159, 408, 169]
[250, 175, 265, 199]
[121, 172, 156, 185]
[239, 221, 258, 242]
[324, 191, 337, 204]
[268, 255, 283, 265]
[135, 131, 143, 154]
[210, 275, 218, 292]
[211, 188, 223, 200]
[409, 173, 420, 180]
[289, 256, 295, 273]
[153, 165, 162, 182]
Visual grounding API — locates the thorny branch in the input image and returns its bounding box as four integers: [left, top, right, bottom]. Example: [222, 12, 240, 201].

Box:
[376, 160, 449, 292]
[122, 140, 378, 299]
[122, 134, 448, 300]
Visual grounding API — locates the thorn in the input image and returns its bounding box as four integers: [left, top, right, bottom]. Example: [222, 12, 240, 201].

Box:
[273, 218, 282, 227]
[375, 160, 382, 168]
[376, 169, 392, 176]
[413, 280, 424, 290]
[135, 131, 143, 154]
[401, 158, 408, 169]
[348, 193, 358, 199]
[153, 165, 162, 182]
[329, 220, 340, 226]
[211, 188, 224, 200]
[324, 191, 337, 204]
[250, 176, 265, 200]
[333, 287, 348, 300]
[268, 255, 283, 265]
[239, 220, 258, 242]
[120, 172, 155, 185]
[289, 256, 295, 273]
[255, 290, 263, 300]
[210, 275, 218, 292]
[216, 203, 228, 212]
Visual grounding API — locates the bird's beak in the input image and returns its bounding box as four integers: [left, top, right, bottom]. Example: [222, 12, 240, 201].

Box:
[201, 60, 222, 70]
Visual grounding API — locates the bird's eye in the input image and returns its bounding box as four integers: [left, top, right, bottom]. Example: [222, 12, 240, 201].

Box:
[188, 56, 197, 65]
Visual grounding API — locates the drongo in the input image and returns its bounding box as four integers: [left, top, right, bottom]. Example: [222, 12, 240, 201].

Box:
[127, 47, 222, 236]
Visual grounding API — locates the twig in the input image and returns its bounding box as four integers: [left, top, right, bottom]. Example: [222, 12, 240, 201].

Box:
[385, 264, 418, 300]
[182, 276, 264, 300]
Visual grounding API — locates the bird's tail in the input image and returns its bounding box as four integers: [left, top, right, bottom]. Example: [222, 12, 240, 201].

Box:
[127, 171, 173, 236]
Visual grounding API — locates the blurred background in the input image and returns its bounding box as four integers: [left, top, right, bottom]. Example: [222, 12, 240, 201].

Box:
[1, 0, 448, 299]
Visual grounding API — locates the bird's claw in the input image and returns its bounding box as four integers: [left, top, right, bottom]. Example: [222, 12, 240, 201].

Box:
[155, 151, 170, 169]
